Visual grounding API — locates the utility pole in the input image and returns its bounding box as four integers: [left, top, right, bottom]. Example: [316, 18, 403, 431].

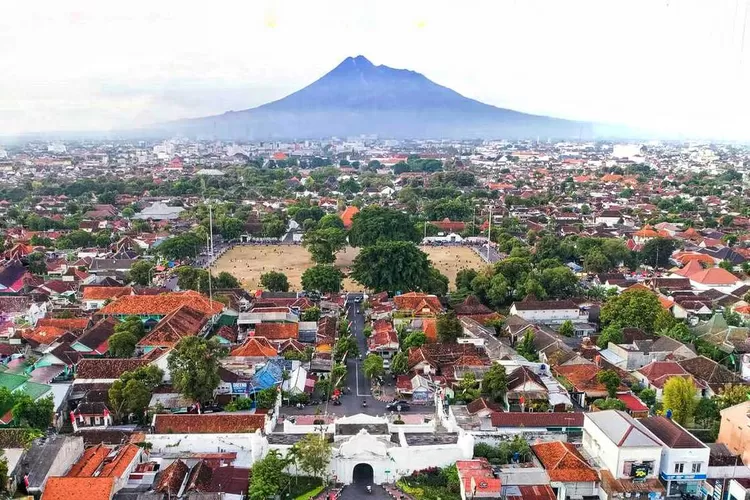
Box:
[208, 203, 215, 257]
[487, 204, 493, 262]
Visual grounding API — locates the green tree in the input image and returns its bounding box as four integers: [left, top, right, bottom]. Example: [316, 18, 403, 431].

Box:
[168, 337, 227, 403]
[558, 320, 574, 338]
[363, 354, 384, 380]
[596, 370, 621, 398]
[128, 260, 154, 286]
[302, 306, 321, 322]
[333, 335, 359, 362]
[156, 233, 204, 260]
[402, 331, 427, 350]
[348, 206, 420, 247]
[390, 351, 408, 375]
[600, 289, 662, 333]
[539, 266, 580, 299]
[317, 214, 345, 230]
[295, 433, 332, 480]
[654, 308, 677, 334]
[26, 252, 47, 275]
[351, 241, 432, 293]
[482, 363, 508, 403]
[0, 450, 8, 493]
[301, 265, 344, 293]
[108, 316, 146, 357]
[584, 249, 612, 273]
[662, 376, 698, 425]
[456, 372, 480, 402]
[303, 227, 347, 264]
[437, 311, 463, 343]
[108, 365, 164, 423]
[597, 324, 624, 349]
[694, 397, 719, 427]
[639, 388, 657, 407]
[249, 450, 289, 500]
[218, 217, 244, 240]
[516, 331, 538, 361]
[176, 266, 210, 292]
[12, 395, 54, 430]
[260, 271, 290, 292]
[641, 237, 677, 268]
[255, 388, 278, 409]
[261, 214, 287, 238]
[456, 269, 479, 291]
[215, 271, 240, 288]
[716, 384, 750, 409]
[331, 363, 348, 388]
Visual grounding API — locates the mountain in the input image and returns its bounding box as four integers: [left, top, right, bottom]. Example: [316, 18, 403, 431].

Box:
[155, 55, 593, 140]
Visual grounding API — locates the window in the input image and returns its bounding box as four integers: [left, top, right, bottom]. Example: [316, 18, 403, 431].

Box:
[674, 463, 685, 474]
[691, 463, 701, 474]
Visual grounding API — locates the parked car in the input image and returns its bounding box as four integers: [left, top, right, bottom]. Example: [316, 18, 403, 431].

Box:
[386, 400, 410, 412]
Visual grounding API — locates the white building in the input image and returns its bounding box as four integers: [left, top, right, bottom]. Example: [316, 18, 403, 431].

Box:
[508, 300, 585, 326]
[582, 410, 665, 500]
[639, 416, 710, 497]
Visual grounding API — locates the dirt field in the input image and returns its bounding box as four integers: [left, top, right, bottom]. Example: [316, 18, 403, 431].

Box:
[212, 245, 487, 291]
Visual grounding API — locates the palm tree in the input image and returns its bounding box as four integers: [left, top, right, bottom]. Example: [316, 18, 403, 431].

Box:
[286, 444, 300, 485]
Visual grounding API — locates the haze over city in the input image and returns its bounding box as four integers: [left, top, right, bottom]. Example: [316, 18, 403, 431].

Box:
[2, 0, 750, 139]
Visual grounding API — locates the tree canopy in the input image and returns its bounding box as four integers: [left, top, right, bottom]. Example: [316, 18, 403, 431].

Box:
[350, 241, 433, 293]
[301, 265, 344, 293]
[348, 206, 420, 247]
[167, 337, 227, 403]
[260, 271, 290, 292]
[600, 289, 662, 333]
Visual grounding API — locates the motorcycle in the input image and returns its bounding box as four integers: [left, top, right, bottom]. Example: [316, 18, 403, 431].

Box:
[366, 485, 372, 494]
[362, 400, 368, 408]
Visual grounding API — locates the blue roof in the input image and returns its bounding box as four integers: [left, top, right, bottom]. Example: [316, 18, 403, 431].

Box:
[251, 359, 284, 390]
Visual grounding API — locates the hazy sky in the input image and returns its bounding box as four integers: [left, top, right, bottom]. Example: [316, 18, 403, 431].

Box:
[2, 0, 749, 138]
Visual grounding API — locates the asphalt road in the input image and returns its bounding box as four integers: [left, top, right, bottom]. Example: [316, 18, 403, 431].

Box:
[339, 484, 391, 499]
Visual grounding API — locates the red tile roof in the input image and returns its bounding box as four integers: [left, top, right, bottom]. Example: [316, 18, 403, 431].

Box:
[490, 411, 584, 428]
[98, 444, 141, 478]
[422, 318, 437, 342]
[97, 290, 223, 317]
[137, 305, 208, 348]
[154, 459, 189, 495]
[254, 322, 298, 340]
[394, 292, 442, 314]
[531, 441, 599, 482]
[41, 477, 115, 500]
[67, 444, 111, 477]
[76, 358, 150, 380]
[82, 286, 134, 301]
[230, 337, 277, 357]
[22, 325, 68, 345]
[340, 206, 359, 228]
[153, 413, 266, 434]
[689, 267, 740, 285]
[37, 317, 91, 332]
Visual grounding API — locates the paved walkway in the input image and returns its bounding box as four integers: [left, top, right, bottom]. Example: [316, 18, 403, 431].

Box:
[382, 483, 414, 500]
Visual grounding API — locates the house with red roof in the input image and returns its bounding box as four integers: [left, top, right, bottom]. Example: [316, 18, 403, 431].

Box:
[531, 441, 599, 497]
[367, 319, 399, 359]
[688, 267, 743, 294]
[633, 361, 706, 400]
[456, 458, 502, 500]
[340, 205, 359, 229]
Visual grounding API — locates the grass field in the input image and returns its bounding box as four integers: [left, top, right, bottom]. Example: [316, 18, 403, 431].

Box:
[211, 244, 487, 291]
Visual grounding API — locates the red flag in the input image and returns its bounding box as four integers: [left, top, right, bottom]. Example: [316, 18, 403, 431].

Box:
[70, 411, 76, 423]
[519, 396, 525, 405]
[103, 408, 110, 418]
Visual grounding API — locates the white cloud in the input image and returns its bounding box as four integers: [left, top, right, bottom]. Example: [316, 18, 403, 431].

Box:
[1, 0, 748, 138]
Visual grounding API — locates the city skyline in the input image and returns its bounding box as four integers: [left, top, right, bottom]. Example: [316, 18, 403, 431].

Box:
[2, 0, 750, 139]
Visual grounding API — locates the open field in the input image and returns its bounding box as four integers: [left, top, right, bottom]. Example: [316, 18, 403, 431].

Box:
[211, 244, 487, 291]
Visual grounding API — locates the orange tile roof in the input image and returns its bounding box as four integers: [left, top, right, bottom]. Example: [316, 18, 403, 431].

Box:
[689, 267, 740, 285]
[674, 259, 705, 277]
[393, 292, 442, 314]
[137, 305, 208, 348]
[531, 441, 599, 482]
[254, 322, 298, 340]
[230, 337, 277, 357]
[422, 318, 438, 342]
[153, 413, 266, 434]
[340, 206, 359, 228]
[82, 286, 134, 301]
[67, 444, 111, 477]
[42, 477, 115, 500]
[37, 318, 91, 331]
[97, 290, 223, 317]
[673, 253, 714, 266]
[99, 444, 141, 478]
[22, 325, 67, 345]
